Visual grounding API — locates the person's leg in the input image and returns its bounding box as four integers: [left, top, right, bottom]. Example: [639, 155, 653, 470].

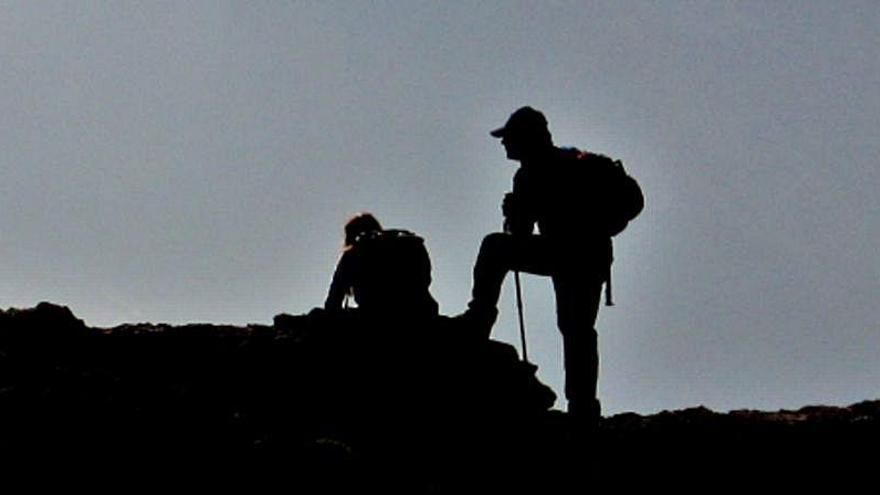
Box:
[552, 268, 604, 420]
[465, 233, 553, 335]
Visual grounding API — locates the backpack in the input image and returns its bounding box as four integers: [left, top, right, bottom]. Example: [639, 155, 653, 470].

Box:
[564, 149, 644, 306]
[570, 149, 644, 237]
[348, 229, 437, 314]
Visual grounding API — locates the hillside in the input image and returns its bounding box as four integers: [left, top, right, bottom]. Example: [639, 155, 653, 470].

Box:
[1, 302, 876, 491]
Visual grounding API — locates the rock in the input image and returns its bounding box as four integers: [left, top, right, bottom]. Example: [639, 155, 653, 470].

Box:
[1, 301, 878, 489]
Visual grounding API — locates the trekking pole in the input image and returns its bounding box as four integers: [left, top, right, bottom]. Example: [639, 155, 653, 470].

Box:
[514, 270, 529, 363]
[505, 214, 530, 364]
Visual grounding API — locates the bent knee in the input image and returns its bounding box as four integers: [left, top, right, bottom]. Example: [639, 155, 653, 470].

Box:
[482, 231, 510, 244]
[480, 232, 512, 251]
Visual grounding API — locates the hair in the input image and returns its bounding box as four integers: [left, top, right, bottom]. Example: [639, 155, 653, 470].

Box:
[343, 212, 382, 247]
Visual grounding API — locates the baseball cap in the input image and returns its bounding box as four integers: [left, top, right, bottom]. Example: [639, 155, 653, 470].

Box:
[490, 106, 548, 138]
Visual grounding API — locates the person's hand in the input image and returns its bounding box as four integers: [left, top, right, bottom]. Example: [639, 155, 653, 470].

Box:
[503, 193, 533, 236]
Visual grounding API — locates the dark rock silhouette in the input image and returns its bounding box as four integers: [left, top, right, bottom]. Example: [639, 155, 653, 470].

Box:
[0, 302, 555, 490]
[1, 302, 876, 491]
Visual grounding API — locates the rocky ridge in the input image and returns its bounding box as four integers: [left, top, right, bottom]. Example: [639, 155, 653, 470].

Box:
[1, 302, 876, 491]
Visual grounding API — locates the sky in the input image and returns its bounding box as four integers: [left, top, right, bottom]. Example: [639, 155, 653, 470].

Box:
[1, 1, 878, 415]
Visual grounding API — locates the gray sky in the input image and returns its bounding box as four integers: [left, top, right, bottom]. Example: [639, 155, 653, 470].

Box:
[2, 1, 878, 414]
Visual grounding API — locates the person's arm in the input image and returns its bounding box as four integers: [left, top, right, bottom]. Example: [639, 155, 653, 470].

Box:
[503, 169, 537, 236]
[324, 250, 353, 310]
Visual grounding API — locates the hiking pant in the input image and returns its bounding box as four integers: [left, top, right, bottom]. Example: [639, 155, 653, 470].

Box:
[469, 232, 607, 405]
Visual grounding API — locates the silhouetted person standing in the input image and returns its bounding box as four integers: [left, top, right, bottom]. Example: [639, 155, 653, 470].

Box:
[463, 107, 642, 423]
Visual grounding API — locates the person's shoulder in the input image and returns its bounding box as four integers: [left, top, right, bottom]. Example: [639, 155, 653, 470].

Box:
[553, 147, 595, 168]
[550, 147, 587, 171]
[555, 146, 616, 163]
[558, 148, 623, 178]
[555, 146, 582, 158]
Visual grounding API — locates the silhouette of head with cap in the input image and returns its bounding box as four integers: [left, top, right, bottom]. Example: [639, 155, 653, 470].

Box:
[490, 106, 554, 163]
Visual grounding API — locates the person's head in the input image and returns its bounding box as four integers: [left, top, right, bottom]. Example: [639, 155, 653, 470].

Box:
[344, 212, 382, 247]
[490, 106, 554, 162]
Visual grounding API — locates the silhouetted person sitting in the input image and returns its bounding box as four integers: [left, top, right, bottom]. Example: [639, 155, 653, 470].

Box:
[325, 213, 383, 311]
[461, 107, 642, 423]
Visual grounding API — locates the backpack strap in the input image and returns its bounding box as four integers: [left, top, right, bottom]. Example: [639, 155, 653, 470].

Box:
[604, 240, 614, 306]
